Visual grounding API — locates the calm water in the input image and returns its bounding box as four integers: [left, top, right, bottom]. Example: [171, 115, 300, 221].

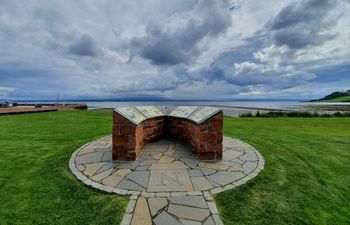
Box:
[65, 101, 350, 110]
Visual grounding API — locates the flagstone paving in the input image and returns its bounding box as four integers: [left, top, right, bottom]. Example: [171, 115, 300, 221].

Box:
[69, 136, 264, 225]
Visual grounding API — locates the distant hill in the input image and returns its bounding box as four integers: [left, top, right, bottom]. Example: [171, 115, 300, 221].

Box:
[310, 90, 350, 102]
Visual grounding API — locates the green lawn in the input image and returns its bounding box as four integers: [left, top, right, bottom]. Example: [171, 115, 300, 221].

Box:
[217, 117, 350, 225]
[0, 110, 128, 225]
[0, 111, 349, 225]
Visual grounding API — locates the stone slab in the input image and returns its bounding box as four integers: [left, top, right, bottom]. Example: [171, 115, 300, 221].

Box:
[169, 196, 207, 209]
[239, 153, 258, 161]
[180, 158, 199, 169]
[189, 106, 221, 124]
[167, 204, 210, 221]
[126, 171, 150, 188]
[148, 169, 193, 192]
[136, 106, 164, 118]
[158, 156, 175, 163]
[115, 169, 132, 177]
[199, 162, 229, 171]
[207, 171, 245, 186]
[191, 177, 213, 191]
[154, 211, 182, 225]
[179, 219, 201, 225]
[83, 162, 106, 177]
[96, 161, 116, 174]
[208, 179, 221, 188]
[140, 159, 157, 166]
[95, 146, 112, 152]
[242, 161, 258, 174]
[137, 154, 153, 161]
[223, 150, 244, 159]
[77, 147, 95, 156]
[117, 180, 146, 192]
[200, 168, 216, 176]
[102, 173, 124, 187]
[174, 152, 197, 160]
[76, 164, 85, 171]
[76, 152, 103, 165]
[89, 141, 110, 147]
[131, 197, 152, 225]
[101, 151, 112, 161]
[135, 165, 150, 171]
[169, 106, 198, 118]
[117, 161, 140, 170]
[90, 168, 113, 182]
[114, 107, 146, 125]
[148, 197, 168, 216]
[188, 169, 203, 177]
[143, 144, 169, 152]
[164, 149, 175, 156]
[151, 152, 163, 160]
[149, 161, 188, 170]
[203, 216, 215, 225]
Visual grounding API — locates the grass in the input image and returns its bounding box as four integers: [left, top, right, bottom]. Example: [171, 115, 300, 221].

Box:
[1, 111, 349, 225]
[0, 110, 128, 225]
[217, 117, 350, 225]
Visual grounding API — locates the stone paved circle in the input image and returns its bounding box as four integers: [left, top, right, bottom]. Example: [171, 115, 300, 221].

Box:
[69, 136, 264, 225]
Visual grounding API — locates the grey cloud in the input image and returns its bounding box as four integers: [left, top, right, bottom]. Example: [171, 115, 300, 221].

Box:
[268, 0, 338, 49]
[228, 70, 315, 89]
[270, 0, 333, 30]
[273, 29, 335, 49]
[130, 0, 231, 65]
[0, 0, 348, 100]
[68, 34, 99, 57]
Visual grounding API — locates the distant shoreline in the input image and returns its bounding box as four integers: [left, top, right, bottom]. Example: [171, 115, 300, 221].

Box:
[0, 103, 87, 116]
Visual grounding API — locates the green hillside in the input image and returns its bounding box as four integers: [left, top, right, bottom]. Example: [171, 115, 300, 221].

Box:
[320, 95, 350, 102]
[311, 90, 350, 102]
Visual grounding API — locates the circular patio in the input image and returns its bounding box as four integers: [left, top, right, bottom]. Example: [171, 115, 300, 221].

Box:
[69, 136, 264, 196]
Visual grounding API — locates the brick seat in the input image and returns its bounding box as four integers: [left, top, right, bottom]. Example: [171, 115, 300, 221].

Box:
[112, 106, 223, 161]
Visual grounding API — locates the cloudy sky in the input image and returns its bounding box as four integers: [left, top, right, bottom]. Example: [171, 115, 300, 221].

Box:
[0, 0, 349, 100]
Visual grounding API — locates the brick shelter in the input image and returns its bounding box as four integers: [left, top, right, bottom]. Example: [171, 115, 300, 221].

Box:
[112, 106, 223, 161]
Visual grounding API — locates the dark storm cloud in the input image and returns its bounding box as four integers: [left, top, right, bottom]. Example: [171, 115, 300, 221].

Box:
[68, 34, 99, 57]
[130, 0, 231, 65]
[268, 0, 338, 49]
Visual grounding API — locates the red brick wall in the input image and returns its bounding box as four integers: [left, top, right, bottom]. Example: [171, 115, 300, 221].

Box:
[112, 113, 165, 161]
[112, 113, 138, 161]
[112, 111, 223, 161]
[167, 112, 223, 160]
[143, 118, 166, 144]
